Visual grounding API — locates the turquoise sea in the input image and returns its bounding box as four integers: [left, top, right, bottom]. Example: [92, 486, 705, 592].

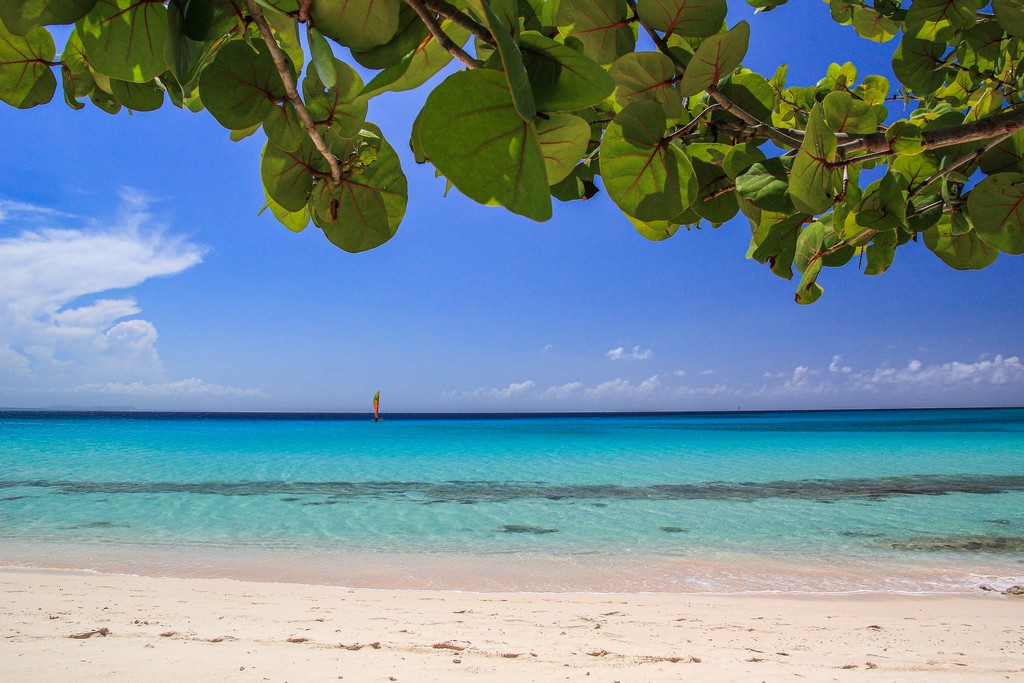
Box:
[1, 408, 1022, 593]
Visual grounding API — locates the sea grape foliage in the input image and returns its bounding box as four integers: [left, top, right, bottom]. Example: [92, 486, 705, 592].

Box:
[1, 0, 1023, 302]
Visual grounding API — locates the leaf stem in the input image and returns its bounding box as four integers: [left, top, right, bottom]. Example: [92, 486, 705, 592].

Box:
[404, 0, 479, 69]
[245, 0, 342, 185]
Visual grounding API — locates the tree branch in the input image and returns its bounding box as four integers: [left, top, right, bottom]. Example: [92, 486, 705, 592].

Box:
[840, 105, 1024, 154]
[908, 128, 1019, 198]
[706, 86, 804, 149]
[404, 0, 478, 69]
[625, 0, 686, 76]
[666, 103, 722, 140]
[245, 0, 341, 185]
[423, 0, 492, 45]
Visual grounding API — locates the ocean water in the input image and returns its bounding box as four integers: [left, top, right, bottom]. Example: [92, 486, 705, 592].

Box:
[1, 408, 1023, 593]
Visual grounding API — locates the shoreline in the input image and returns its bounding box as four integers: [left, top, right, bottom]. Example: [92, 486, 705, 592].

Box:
[3, 567, 1022, 681]
[4, 539, 1023, 595]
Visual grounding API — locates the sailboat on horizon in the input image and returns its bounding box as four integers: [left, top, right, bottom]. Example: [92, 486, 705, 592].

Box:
[373, 391, 382, 422]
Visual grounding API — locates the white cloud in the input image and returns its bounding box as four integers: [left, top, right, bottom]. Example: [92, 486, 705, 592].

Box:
[544, 381, 583, 399]
[456, 380, 537, 400]
[607, 345, 652, 361]
[700, 369, 717, 376]
[853, 355, 1024, 390]
[584, 375, 661, 398]
[541, 344, 553, 352]
[785, 365, 813, 388]
[0, 191, 264, 405]
[673, 369, 687, 377]
[0, 198, 76, 224]
[828, 354, 852, 373]
[75, 378, 265, 398]
[673, 383, 729, 397]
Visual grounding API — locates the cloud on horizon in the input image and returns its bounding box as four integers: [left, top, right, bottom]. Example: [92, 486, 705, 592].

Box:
[75, 378, 265, 398]
[449, 351, 1023, 409]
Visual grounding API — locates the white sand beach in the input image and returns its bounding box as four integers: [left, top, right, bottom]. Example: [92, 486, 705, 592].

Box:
[2, 568, 1022, 681]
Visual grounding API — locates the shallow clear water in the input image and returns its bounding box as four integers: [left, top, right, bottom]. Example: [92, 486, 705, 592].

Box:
[1, 409, 1022, 592]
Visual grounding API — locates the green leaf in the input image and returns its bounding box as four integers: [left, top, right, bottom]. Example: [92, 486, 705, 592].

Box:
[850, 7, 899, 42]
[688, 143, 737, 223]
[892, 152, 941, 194]
[677, 21, 749, 96]
[608, 51, 680, 121]
[88, 83, 120, 113]
[261, 137, 329, 212]
[307, 27, 336, 89]
[923, 213, 1000, 268]
[481, 0, 535, 121]
[109, 78, 163, 111]
[735, 157, 795, 213]
[958, 21, 1005, 72]
[178, 0, 238, 41]
[600, 101, 698, 221]
[794, 220, 846, 274]
[0, 0, 96, 35]
[822, 90, 877, 134]
[980, 131, 1024, 175]
[847, 173, 907, 234]
[349, 4, 428, 69]
[264, 103, 305, 151]
[824, 62, 857, 90]
[361, 20, 470, 97]
[723, 142, 765, 180]
[199, 40, 288, 130]
[715, 71, 774, 124]
[550, 162, 600, 201]
[164, 3, 209, 99]
[993, 0, 1024, 38]
[264, 189, 310, 233]
[892, 34, 947, 94]
[852, 74, 889, 106]
[967, 172, 1024, 254]
[749, 212, 804, 280]
[310, 128, 407, 253]
[556, 0, 636, 65]
[790, 103, 838, 214]
[864, 229, 898, 275]
[0, 18, 56, 108]
[905, 0, 977, 43]
[535, 113, 591, 184]
[907, 194, 943, 233]
[78, 0, 169, 83]
[794, 221, 834, 303]
[636, 0, 727, 39]
[311, 0, 400, 51]
[303, 57, 367, 139]
[230, 122, 262, 142]
[418, 69, 551, 221]
[60, 65, 88, 109]
[522, 31, 614, 113]
[628, 215, 680, 241]
[885, 120, 926, 156]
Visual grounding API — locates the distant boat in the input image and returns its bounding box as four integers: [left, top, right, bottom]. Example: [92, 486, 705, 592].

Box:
[373, 391, 381, 422]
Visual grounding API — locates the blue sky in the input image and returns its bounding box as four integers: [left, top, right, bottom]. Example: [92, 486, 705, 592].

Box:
[1, 3, 1022, 412]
